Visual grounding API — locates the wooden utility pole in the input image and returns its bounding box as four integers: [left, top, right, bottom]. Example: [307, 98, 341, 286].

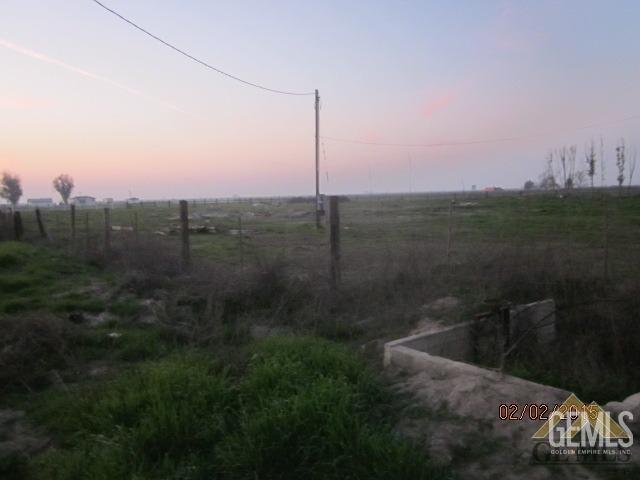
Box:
[179, 200, 191, 271]
[329, 196, 341, 289]
[35, 208, 48, 240]
[315, 89, 321, 229]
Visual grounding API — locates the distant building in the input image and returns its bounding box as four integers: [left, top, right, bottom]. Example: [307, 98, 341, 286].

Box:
[102, 198, 114, 204]
[27, 198, 54, 207]
[126, 197, 141, 204]
[483, 186, 504, 192]
[72, 196, 96, 206]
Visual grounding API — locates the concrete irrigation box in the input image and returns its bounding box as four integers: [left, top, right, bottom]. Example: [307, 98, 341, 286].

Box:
[384, 299, 555, 369]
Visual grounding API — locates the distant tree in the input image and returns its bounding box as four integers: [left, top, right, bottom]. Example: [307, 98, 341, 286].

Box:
[585, 140, 596, 189]
[616, 139, 626, 190]
[539, 152, 557, 190]
[524, 180, 535, 190]
[53, 174, 75, 205]
[629, 147, 637, 190]
[0, 172, 23, 207]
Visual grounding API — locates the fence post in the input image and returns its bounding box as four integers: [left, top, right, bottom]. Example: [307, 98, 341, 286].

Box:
[238, 214, 244, 270]
[70, 204, 76, 246]
[446, 200, 454, 262]
[603, 197, 610, 282]
[35, 208, 49, 240]
[84, 212, 90, 252]
[13, 211, 23, 240]
[103, 207, 111, 255]
[0, 210, 6, 240]
[132, 211, 139, 242]
[180, 200, 191, 270]
[329, 196, 341, 289]
[500, 306, 511, 351]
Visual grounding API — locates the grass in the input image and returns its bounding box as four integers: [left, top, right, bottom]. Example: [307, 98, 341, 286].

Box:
[23, 337, 450, 480]
[0, 242, 107, 315]
[3, 191, 640, 477]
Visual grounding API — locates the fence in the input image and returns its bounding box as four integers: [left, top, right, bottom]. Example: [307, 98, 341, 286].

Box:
[1, 191, 638, 289]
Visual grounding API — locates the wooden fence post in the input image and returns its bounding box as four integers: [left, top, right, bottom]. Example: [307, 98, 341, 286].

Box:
[180, 200, 191, 270]
[0, 210, 8, 240]
[35, 208, 49, 240]
[603, 198, 610, 282]
[84, 212, 90, 252]
[103, 207, 111, 255]
[446, 200, 454, 262]
[132, 211, 139, 242]
[238, 214, 244, 270]
[13, 211, 23, 240]
[70, 204, 77, 246]
[329, 196, 341, 289]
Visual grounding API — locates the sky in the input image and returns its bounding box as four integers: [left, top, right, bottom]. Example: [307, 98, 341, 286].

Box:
[1, 0, 639, 201]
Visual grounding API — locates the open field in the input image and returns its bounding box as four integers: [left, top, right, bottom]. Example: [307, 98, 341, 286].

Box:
[2, 189, 640, 479]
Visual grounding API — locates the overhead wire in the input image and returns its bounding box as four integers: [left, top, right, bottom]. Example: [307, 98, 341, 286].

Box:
[89, 0, 315, 96]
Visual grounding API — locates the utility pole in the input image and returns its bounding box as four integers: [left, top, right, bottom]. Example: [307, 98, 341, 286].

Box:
[315, 89, 321, 229]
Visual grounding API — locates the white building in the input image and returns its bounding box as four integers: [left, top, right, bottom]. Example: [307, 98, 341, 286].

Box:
[27, 198, 54, 207]
[72, 196, 96, 206]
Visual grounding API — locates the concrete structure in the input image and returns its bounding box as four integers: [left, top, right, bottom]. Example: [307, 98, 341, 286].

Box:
[384, 299, 556, 369]
[71, 196, 96, 206]
[27, 198, 53, 207]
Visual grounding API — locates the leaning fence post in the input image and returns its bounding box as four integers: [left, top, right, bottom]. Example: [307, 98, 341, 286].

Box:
[103, 207, 111, 255]
[446, 199, 454, 262]
[180, 200, 191, 270]
[329, 196, 341, 289]
[13, 211, 23, 240]
[35, 208, 49, 240]
[70, 204, 76, 246]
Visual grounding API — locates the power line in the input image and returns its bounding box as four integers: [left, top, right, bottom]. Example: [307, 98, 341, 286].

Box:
[89, 0, 315, 96]
[322, 114, 640, 148]
[320, 135, 519, 148]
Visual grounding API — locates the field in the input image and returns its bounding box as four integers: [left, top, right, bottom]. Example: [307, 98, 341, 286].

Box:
[2, 189, 640, 478]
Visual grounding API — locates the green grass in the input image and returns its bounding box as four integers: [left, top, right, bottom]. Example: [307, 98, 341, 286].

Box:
[24, 337, 451, 480]
[0, 242, 107, 315]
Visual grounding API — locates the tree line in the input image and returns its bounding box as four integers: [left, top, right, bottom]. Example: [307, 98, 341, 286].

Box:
[525, 137, 637, 191]
[0, 173, 75, 207]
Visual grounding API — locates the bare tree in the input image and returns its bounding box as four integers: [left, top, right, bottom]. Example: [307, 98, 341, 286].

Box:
[616, 138, 626, 190]
[557, 145, 577, 189]
[0, 172, 23, 207]
[600, 136, 606, 186]
[539, 151, 557, 190]
[53, 174, 75, 205]
[585, 140, 596, 189]
[628, 146, 637, 190]
[558, 146, 568, 188]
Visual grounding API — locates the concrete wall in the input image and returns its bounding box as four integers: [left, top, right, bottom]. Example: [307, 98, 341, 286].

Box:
[384, 299, 556, 369]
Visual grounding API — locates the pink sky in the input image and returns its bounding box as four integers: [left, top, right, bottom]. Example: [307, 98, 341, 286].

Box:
[1, 0, 639, 201]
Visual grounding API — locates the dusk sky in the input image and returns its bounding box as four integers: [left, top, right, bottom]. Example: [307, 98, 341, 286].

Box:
[1, 0, 639, 200]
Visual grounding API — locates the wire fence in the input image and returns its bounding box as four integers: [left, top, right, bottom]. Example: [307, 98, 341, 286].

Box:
[1, 189, 639, 289]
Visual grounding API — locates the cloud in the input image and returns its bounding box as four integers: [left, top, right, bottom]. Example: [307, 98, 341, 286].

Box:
[0, 37, 188, 115]
[420, 92, 455, 118]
